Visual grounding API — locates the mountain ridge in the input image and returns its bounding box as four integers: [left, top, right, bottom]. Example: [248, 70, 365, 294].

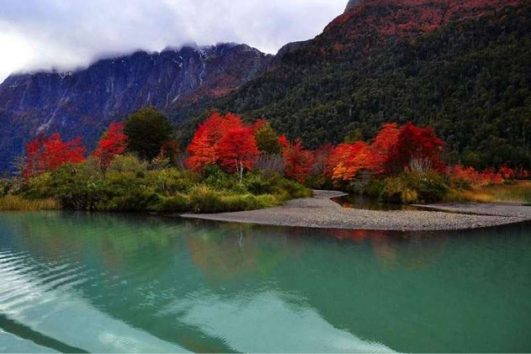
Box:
[0, 43, 272, 171]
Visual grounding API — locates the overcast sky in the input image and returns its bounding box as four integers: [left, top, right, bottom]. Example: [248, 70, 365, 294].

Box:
[0, 0, 345, 83]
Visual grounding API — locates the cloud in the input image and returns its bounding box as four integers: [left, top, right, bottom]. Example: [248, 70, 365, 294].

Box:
[0, 0, 345, 83]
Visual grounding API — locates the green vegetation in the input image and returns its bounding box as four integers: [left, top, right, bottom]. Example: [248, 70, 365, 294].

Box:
[17, 155, 311, 213]
[0, 195, 59, 211]
[124, 107, 173, 161]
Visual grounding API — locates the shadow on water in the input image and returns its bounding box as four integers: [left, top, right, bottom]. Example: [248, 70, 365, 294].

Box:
[0, 211, 530, 352]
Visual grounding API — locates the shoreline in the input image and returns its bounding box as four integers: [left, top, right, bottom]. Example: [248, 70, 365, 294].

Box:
[181, 190, 530, 231]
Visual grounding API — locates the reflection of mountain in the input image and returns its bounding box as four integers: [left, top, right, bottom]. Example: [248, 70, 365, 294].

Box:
[0, 250, 188, 352]
[161, 290, 394, 352]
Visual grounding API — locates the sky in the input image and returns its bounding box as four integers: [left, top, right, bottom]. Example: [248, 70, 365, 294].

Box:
[0, 0, 346, 83]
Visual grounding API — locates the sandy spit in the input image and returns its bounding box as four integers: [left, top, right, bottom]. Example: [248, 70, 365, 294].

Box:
[181, 190, 530, 231]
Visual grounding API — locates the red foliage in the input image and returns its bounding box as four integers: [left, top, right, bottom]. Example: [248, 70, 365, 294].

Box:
[187, 112, 242, 171]
[23, 133, 85, 179]
[186, 111, 259, 174]
[385, 122, 445, 174]
[216, 127, 259, 174]
[281, 139, 315, 183]
[327, 142, 376, 181]
[278, 135, 289, 149]
[447, 164, 512, 186]
[370, 123, 400, 174]
[326, 122, 445, 182]
[92, 122, 127, 172]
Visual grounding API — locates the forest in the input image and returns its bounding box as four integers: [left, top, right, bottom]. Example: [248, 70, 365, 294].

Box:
[174, 3, 531, 169]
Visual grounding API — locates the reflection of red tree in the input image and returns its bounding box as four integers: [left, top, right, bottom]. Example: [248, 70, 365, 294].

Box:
[333, 230, 369, 243]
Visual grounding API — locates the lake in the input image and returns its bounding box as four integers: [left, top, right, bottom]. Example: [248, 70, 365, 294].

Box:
[0, 212, 530, 352]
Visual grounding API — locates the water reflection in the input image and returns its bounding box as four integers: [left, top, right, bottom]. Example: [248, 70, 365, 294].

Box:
[0, 212, 529, 352]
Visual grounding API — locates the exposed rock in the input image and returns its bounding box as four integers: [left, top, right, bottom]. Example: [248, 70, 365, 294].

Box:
[0, 43, 272, 172]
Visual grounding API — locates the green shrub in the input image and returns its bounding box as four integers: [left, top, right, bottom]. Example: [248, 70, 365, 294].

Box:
[403, 170, 449, 203]
[148, 169, 196, 195]
[23, 173, 54, 199]
[157, 194, 191, 212]
[380, 170, 449, 204]
[189, 185, 225, 213]
[107, 154, 147, 174]
[381, 177, 418, 204]
[220, 193, 278, 211]
[243, 173, 274, 195]
[106, 190, 160, 211]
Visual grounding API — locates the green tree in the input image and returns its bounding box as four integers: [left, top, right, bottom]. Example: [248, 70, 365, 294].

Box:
[255, 121, 281, 154]
[124, 107, 173, 161]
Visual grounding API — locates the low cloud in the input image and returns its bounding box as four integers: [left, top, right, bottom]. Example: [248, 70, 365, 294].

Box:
[0, 0, 345, 82]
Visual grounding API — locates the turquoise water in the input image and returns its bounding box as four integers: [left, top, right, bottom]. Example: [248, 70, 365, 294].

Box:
[0, 212, 530, 353]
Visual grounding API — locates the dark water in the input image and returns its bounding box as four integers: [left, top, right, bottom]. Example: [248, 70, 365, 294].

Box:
[0, 212, 530, 353]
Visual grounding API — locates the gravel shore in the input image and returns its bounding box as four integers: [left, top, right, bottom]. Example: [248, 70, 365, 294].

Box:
[181, 190, 530, 231]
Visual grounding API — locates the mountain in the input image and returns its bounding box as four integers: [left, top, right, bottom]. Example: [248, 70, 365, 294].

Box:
[194, 0, 530, 168]
[1, 0, 530, 172]
[0, 43, 271, 172]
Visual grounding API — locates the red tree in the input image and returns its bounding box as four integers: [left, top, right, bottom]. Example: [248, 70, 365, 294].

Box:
[282, 139, 314, 183]
[388, 123, 445, 173]
[92, 122, 127, 172]
[370, 123, 400, 174]
[217, 127, 259, 181]
[23, 133, 85, 179]
[186, 111, 252, 172]
[327, 141, 375, 182]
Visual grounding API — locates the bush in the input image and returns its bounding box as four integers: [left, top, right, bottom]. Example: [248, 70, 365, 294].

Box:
[381, 177, 418, 204]
[148, 169, 196, 195]
[107, 155, 147, 174]
[220, 193, 278, 211]
[157, 194, 191, 212]
[380, 170, 449, 204]
[188, 185, 225, 213]
[243, 173, 274, 195]
[403, 170, 449, 203]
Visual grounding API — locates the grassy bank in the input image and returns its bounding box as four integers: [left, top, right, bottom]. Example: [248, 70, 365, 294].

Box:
[9, 155, 311, 213]
[447, 181, 531, 204]
[0, 195, 59, 211]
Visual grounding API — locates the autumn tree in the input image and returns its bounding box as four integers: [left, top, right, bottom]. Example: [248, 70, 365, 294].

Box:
[92, 122, 127, 173]
[327, 142, 375, 182]
[186, 111, 247, 172]
[370, 123, 400, 174]
[23, 133, 85, 179]
[281, 138, 314, 183]
[124, 107, 173, 161]
[217, 127, 259, 182]
[388, 123, 445, 174]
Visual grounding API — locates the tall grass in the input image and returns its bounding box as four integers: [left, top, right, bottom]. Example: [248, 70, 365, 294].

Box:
[0, 195, 60, 211]
[447, 181, 531, 204]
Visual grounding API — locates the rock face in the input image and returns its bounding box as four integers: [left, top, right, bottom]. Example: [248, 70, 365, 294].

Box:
[0, 43, 271, 172]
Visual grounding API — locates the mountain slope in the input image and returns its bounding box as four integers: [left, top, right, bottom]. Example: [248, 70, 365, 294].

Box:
[0, 43, 271, 172]
[193, 0, 530, 168]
